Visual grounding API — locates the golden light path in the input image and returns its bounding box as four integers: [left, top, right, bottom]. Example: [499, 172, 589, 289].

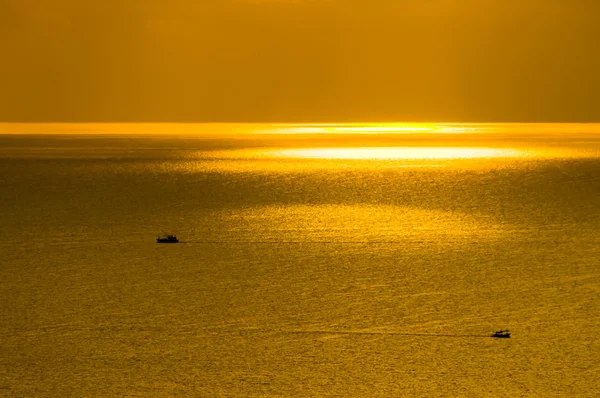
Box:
[220, 204, 505, 244]
[185, 143, 600, 175]
[268, 147, 523, 160]
[190, 146, 534, 173]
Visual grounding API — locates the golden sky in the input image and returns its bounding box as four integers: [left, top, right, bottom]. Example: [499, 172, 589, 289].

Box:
[1, 0, 599, 122]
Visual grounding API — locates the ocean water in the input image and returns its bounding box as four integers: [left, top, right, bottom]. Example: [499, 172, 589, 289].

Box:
[0, 124, 599, 396]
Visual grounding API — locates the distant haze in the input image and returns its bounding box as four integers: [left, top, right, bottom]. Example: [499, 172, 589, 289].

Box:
[1, 0, 599, 122]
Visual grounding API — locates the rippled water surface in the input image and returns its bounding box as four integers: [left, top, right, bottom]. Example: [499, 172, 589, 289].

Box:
[1, 124, 599, 396]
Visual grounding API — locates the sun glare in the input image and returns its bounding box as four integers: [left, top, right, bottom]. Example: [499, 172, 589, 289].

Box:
[255, 123, 479, 135]
[333, 126, 432, 132]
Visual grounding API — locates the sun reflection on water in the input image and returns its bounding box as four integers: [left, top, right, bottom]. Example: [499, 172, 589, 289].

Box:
[222, 204, 505, 244]
[181, 145, 536, 174]
[268, 147, 523, 160]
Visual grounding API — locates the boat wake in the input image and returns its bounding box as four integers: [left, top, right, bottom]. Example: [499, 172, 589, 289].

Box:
[278, 330, 501, 338]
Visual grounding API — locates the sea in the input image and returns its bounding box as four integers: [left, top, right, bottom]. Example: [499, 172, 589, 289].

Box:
[0, 123, 599, 396]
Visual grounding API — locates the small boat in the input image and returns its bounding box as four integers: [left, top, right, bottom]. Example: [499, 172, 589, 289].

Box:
[157, 233, 179, 243]
[492, 330, 511, 338]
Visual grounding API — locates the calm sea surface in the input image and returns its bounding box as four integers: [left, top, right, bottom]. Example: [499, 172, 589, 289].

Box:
[1, 124, 599, 396]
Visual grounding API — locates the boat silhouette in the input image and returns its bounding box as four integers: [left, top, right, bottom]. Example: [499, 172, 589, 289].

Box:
[157, 233, 179, 243]
[492, 330, 510, 338]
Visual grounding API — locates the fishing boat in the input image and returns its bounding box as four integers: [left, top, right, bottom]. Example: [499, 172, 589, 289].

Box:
[157, 233, 179, 243]
[492, 330, 510, 338]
